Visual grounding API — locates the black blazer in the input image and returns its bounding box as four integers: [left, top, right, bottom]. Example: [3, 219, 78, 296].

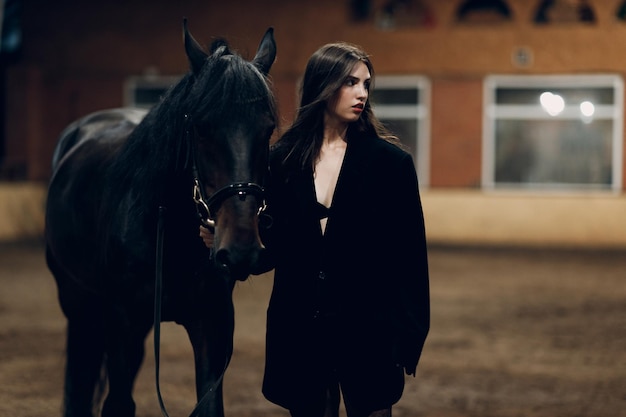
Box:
[259, 133, 430, 411]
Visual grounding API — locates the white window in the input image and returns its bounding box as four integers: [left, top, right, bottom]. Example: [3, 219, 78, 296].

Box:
[124, 75, 181, 109]
[371, 76, 430, 187]
[483, 74, 623, 192]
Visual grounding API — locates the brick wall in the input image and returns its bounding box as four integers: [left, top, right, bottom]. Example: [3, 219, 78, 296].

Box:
[5, 0, 626, 186]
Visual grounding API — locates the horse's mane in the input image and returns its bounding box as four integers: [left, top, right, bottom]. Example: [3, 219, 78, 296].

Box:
[106, 38, 277, 219]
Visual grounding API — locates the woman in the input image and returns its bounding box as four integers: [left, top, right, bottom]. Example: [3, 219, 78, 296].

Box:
[202, 42, 429, 417]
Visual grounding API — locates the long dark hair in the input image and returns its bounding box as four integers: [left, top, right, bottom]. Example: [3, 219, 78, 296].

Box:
[274, 42, 398, 171]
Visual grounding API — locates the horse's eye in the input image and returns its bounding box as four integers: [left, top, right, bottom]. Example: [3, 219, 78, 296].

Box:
[193, 120, 212, 138]
[194, 126, 209, 139]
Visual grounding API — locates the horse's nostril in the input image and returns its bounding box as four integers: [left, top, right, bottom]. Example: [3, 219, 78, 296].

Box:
[215, 249, 231, 270]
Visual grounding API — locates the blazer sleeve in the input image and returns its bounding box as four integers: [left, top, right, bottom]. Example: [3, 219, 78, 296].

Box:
[389, 153, 430, 376]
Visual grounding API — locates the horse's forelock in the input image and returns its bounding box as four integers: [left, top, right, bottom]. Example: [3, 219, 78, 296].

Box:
[190, 52, 275, 123]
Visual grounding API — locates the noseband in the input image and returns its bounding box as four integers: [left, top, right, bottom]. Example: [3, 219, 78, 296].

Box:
[184, 114, 267, 228]
[193, 179, 266, 228]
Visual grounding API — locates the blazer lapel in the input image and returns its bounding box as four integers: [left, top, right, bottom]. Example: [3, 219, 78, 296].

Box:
[287, 166, 321, 230]
[331, 136, 369, 210]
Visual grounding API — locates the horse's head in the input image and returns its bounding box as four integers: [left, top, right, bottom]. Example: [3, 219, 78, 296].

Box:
[182, 20, 276, 280]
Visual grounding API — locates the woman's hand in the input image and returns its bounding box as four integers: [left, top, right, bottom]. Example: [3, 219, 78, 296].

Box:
[199, 225, 214, 249]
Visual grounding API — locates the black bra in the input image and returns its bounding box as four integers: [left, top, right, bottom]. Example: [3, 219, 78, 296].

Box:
[315, 201, 331, 220]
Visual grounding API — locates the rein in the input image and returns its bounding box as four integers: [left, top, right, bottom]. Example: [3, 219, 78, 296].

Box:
[154, 206, 231, 417]
[154, 206, 169, 417]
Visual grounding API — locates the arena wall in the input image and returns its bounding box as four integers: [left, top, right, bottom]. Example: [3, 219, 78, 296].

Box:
[3, 184, 625, 249]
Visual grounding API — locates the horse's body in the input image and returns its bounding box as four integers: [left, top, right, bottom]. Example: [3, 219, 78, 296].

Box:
[45, 22, 276, 417]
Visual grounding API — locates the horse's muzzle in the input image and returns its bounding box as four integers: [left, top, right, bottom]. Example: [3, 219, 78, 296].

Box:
[214, 243, 262, 281]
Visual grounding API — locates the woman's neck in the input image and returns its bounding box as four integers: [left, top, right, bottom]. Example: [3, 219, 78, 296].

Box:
[323, 114, 348, 147]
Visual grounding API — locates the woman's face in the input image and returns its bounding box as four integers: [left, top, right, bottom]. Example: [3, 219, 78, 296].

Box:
[325, 61, 371, 125]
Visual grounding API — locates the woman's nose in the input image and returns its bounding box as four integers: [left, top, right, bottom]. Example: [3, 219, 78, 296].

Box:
[357, 83, 367, 98]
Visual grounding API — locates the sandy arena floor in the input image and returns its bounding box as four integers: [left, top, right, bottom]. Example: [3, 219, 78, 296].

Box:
[0, 241, 624, 417]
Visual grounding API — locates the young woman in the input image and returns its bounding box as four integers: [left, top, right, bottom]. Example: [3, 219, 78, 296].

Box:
[201, 42, 430, 417]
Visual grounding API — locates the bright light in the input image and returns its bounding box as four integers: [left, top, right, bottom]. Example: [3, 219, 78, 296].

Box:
[580, 101, 595, 117]
[540, 92, 565, 116]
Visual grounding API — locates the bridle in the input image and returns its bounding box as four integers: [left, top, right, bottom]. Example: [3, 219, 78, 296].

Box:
[185, 114, 267, 228]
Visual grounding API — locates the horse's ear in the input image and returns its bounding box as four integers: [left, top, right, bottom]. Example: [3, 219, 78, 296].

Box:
[182, 18, 208, 74]
[252, 27, 276, 75]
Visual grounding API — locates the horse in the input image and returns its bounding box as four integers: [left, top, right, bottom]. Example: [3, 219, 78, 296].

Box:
[44, 20, 277, 417]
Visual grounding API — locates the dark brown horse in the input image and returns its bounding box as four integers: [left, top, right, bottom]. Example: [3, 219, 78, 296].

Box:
[45, 20, 276, 417]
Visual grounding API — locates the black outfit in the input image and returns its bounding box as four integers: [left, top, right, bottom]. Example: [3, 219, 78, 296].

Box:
[257, 132, 430, 413]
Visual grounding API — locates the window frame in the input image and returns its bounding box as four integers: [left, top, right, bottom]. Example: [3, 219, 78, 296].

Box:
[482, 74, 623, 193]
[123, 75, 181, 109]
[371, 75, 431, 187]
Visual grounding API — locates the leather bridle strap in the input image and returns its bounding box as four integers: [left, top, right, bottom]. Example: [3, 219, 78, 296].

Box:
[194, 180, 266, 228]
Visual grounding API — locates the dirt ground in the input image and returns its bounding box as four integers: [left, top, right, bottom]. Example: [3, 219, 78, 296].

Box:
[0, 241, 624, 417]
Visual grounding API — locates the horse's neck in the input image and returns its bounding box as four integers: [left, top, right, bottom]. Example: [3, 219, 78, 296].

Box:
[120, 120, 189, 205]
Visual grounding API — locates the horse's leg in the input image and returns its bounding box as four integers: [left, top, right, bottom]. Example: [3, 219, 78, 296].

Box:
[48, 249, 105, 417]
[100, 305, 151, 417]
[184, 284, 235, 417]
[63, 312, 106, 417]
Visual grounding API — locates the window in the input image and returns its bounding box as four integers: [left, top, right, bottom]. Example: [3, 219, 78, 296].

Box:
[456, 0, 513, 24]
[371, 76, 430, 186]
[124, 75, 181, 108]
[483, 74, 623, 192]
[534, 0, 595, 24]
